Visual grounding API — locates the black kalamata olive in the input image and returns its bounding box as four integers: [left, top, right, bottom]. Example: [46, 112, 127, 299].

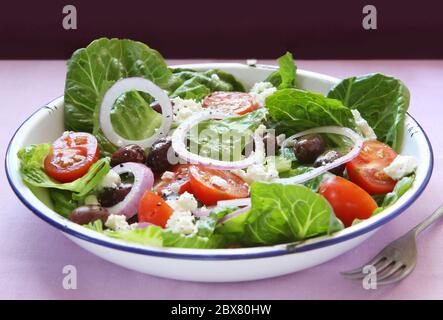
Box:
[150, 102, 162, 114]
[68, 205, 109, 225]
[314, 150, 346, 176]
[97, 184, 132, 207]
[293, 134, 326, 163]
[146, 137, 173, 174]
[111, 144, 146, 166]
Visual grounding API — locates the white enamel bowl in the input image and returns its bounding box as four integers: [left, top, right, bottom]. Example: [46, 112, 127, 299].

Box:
[6, 64, 433, 282]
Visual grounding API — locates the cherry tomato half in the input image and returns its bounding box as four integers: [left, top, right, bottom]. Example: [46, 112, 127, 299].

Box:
[202, 91, 258, 115]
[188, 165, 249, 206]
[319, 176, 378, 227]
[346, 140, 398, 195]
[44, 132, 100, 182]
[153, 164, 192, 196]
[138, 191, 174, 228]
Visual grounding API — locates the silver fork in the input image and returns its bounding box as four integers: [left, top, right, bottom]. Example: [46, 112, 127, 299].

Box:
[341, 204, 443, 285]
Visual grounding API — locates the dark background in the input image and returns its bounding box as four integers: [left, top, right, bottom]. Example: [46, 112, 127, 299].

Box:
[1, 0, 443, 59]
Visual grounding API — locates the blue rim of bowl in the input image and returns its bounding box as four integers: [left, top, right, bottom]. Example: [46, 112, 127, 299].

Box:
[6, 98, 434, 261]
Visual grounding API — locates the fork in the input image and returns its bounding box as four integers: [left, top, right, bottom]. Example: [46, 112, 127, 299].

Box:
[341, 204, 443, 285]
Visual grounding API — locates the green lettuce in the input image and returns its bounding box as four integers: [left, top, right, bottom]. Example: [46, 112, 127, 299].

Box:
[17, 144, 110, 197]
[64, 38, 171, 133]
[265, 52, 297, 89]
[327, 73, 410, 151]
[243, 182, 343, 245]
[85, 207, 235, 249]
[373, 175, 415, 215]
[189, 108, 267, 161]
[265, 89, 355, 135]
[49, 189, 79, 217]
[169, 69, 245, 100]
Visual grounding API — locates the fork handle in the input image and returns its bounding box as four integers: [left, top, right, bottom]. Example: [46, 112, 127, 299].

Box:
[412, 204, 443, 236]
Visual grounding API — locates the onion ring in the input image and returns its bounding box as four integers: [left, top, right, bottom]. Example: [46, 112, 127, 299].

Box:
[99, 77, 173, 148]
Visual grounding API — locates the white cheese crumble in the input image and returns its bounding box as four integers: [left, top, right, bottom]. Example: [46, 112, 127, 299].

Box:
[98, 170, 121, 189]
[210, 74, 220, 81]
[105, 214, 130, 231]
[383, 155, 417, 180]
[233, 159, 279, 184]
[276, 134, 286, 146]
[249, 81, 277, 106]
[166, 210, 197, 235]
[351, 109, 377, 140]
[161, 171, 175, 180]
[167, 192, 198, 212]
[171, 97, 202, 123]
[165, 192, 199, 235]
[170, 182, 181, 194]
[210, 175, 229, 189]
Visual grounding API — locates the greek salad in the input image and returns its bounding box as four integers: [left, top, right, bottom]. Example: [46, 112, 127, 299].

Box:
[17, 38, 417, 249]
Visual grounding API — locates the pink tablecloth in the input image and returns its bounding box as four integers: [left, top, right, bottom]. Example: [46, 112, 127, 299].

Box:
[1, 60, 442, 299]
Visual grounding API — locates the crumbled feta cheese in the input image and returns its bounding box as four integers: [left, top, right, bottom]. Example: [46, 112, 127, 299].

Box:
[249, 81, 277, 106]
[171, 97, 202, 123]
[84, 195, 99, 206]
[105, 214, 130, 231]
[246, 59, 257, 66]
[161, 171, 175, 180]
[240, 160, 279, 184]
[210, 175, 229, 189]
[210, 73, 220, 81]
[351, 109, 377, 140]
[276, 134, 286, 146]
[166, 210, 197, 235]
[170, 182, 181, 194]
[99, 170, 121, 189]
[167, 192, 198, 212]
[383, 155, 417, 180]
[177, 192, 198, 211]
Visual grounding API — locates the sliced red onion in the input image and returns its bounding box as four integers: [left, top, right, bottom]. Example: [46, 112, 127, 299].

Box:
[274, 126, 363, 185]
[135, 222, 155, 229]
[217, 198, 251, 208]
[107, 162, 154, 218]
[218, 206, 251, 225]
[192, 206, 214, 218]
[171, 110, 265, 170]
[99, 77, 173, 148]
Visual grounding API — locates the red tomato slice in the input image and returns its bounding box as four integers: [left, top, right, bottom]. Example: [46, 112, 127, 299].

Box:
[202, 91, 258, 115]
[346, 140, 397, 195]
[153, 164, 192, 196]
[44, 132, 100, 182]
[138, 191, 173, 228]
[188, 165, 249, 206]
[319, 176, 378, 227]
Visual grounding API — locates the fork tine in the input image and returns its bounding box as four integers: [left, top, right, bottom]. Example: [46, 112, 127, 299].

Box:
[377, 262, 404, 281]
[373, 258, 394, 274]
[341, 255, 385, 277]
[377, 264, 416, 285]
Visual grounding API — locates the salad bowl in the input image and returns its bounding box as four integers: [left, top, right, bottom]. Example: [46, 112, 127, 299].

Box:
[6, 63, 433, 282]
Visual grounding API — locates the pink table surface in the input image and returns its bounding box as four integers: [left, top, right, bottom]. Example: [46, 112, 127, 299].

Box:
[1, 59, 442, 300]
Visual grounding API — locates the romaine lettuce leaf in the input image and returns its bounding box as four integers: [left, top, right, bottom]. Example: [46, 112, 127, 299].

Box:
[17, 144, 110, 196]
[265, 89, 355, 135]
[327, 73, 410, 151]
[243, 182, 344, 245]
[169, 69, 245, 100]
[265, 52, 297, 89]
[189, 108, 267, 161]
[49, 189, 79, 217]
[373, 175, 415, 215]
[64, 37, 171, 133]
